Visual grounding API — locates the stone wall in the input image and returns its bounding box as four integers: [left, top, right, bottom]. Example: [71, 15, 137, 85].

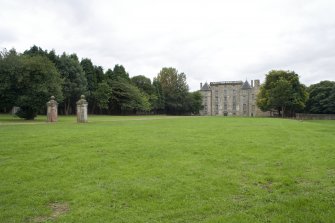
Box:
[200, 90, 212, 115]
[296, 113, 335, 120]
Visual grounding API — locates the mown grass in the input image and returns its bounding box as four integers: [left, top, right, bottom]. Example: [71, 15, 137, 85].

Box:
[0, 115, 334, 222]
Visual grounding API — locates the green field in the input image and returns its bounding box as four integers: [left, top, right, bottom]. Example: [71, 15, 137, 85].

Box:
[0, 115, 334, 222]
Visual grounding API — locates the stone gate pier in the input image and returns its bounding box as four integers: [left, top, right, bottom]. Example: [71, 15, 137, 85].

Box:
[47, 96, 58, 122]
[76, 95, 88, 123]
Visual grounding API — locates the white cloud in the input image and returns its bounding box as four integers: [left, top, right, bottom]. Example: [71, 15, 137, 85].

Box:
[1, 0, 335, 90]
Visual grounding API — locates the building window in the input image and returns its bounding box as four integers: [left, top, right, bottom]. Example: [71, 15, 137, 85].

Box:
[252, 105, 255, 111]
[252, 94, 255, 100]
[224, 96, 227, 102]
[233, 103, 236, 111]
[233, 96, 236, 103]
[224, 103, 227, 111]
[224, 89, 227, 95]
[243, 104, 247, 115]
[233, 89, 236, 95]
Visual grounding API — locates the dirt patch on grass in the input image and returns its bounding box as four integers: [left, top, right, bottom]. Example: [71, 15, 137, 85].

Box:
[49, 202, 69, 218]
[254, 180, 273, 192]
[33, 216, 49, 223]
[33, 202, 69, 222]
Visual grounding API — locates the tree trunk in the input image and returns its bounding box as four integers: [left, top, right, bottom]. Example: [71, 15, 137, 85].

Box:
[91, 102, 96, 114]
[64, 98, 70, 115]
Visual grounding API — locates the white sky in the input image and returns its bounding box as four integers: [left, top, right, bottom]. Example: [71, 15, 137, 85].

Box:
[1, 0, 335, 91]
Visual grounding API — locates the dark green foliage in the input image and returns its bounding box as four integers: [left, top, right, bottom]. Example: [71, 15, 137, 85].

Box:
[94, 66, 105, 83]
[268, 78, 294, 117]
[131, 75, 161, 112]
[156, 67, 190, 114]
[93, 81, 112, 111]
[15, 106, 36, 119]
[152, 78, 165, 112]
[57, 53, 87, 115]
[110, 77, 150, 113]
[184, 91, 203, 114]
[24, 45, 60, 65]
[0, 51, 63, 119]
[107, 64, 130, 81]
[105, 68, 114, 82]
[81, 58, 97, 94]
[306, 81, 335, 114]
[23, 45, 48, 57]
[81, 58, 98, 113]
[257, 70, 308, 117]
[0, 49, 21, 112]
[131, 75, 154, 95]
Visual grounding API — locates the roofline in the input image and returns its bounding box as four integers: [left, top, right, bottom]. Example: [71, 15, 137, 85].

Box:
[210, 81, 243, 85]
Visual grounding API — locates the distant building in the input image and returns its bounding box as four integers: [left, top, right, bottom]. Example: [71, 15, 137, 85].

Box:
[199, 80, 270, 116]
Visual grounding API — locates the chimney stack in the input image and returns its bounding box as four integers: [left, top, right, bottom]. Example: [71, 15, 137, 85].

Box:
[254, 80, 260, 87]
[200, 82, 203, 89]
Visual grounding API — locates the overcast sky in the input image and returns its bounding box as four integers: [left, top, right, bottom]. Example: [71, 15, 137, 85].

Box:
[1, 0, 335, 91]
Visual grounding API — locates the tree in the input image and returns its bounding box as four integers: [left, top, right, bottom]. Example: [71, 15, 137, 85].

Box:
[0, 51, 63, 119]
[0, 49, 21, 113]
[306, 81, 335, 114]
[131, 75, 159, 111]
[156, 67, 189, 114]
[105, 65, 151, 114]
[110, 77, 150, 114]
[24, 45, 60, 65]
[92, 81, 112, 112]
[257, 70, 308, 117]
[183, 91, 203, 114]
[106, 64, 130, 81]
[23, 45, 48, 57]
[152, 78, 165, 113]
[81, 58, 98, 113]
[94, 65, 105, 83]
[268, 78, 294, 118]
[81, 58, 97, 93]
[131, 75, 154, 95]
[57, 53, 87, 115]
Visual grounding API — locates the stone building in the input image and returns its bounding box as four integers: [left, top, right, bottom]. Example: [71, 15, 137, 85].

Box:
[199, 80, 270, 116]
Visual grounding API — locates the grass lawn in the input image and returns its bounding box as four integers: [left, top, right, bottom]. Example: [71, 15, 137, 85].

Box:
[0, 115, 334, 222]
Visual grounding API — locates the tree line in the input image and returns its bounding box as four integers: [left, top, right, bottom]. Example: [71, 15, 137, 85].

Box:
[256, 70, 335, 117]
[0, 46, 202, 119]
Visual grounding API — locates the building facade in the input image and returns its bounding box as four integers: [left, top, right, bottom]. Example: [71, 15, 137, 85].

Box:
[199, 80, 269, 116]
